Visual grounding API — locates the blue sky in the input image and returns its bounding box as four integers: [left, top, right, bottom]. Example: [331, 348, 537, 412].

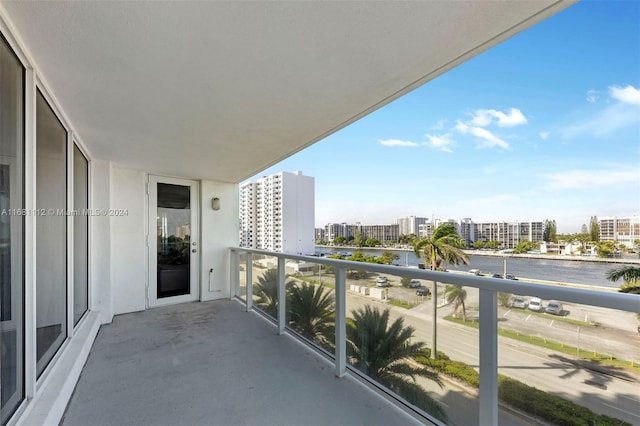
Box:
[247, 1, 640, 234]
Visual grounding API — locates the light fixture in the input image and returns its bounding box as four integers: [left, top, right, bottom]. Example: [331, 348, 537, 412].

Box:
[212, 197, 220, 211]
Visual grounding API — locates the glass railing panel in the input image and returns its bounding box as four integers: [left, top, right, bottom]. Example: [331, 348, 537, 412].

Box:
[285, 260, 336, 357]
[251, 254, 279, 321]
[237, 252, 247, 301]
[497, 296, 640, 425]
[343, 266, 480, 424]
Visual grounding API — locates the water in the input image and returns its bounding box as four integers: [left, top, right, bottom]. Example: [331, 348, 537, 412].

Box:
[316, 247, 637, 288]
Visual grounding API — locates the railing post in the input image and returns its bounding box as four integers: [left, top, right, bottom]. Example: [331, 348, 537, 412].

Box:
[277, 257, 286, 335]
[479, 288, 498, 426]
[230, 249, 239, 299]
[335, 266, 346, 377]
[246, 252, 253, 312]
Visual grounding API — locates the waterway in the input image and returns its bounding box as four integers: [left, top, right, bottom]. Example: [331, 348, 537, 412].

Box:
[316, 247, 638, 289]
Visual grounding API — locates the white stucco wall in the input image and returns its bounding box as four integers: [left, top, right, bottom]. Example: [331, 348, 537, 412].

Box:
[110, 165, 146, 315]
[200, 180, 238, 300]
[90, 159, 113, 323]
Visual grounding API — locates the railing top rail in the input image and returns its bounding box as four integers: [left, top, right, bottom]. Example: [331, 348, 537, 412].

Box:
[231, 247, 640, 313]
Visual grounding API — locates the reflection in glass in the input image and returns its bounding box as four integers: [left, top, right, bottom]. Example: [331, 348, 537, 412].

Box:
[0, 33, 24, 424]
[73, 145, 88, 325]
[157, 183, 190, 298]
[36, 90, 67, 377]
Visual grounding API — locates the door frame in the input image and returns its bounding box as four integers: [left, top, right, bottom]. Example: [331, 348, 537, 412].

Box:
[147, 175, 200, 308]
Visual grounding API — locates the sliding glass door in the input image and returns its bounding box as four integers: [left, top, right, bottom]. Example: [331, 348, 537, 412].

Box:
[35, 90, 67, 377]
[0, 34, 25, 424]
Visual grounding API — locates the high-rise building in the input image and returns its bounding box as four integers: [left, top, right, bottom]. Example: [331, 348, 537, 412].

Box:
[599, 216, 640, 247]
[239, 171, 315, 254]
[396, 216, 429, 236]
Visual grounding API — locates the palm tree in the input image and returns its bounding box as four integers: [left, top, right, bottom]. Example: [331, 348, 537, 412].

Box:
[606, 266, 640, 294]
[346, 306, 446, 422]
[444, 285, 467, 321]
[413, 223, 469, 358]
[254, 268, 294, 318]
[287, 282, 335, 348]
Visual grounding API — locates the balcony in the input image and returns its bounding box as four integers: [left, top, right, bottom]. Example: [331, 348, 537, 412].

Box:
[229, 249, 640, 425]
[62, 300, 419, 426]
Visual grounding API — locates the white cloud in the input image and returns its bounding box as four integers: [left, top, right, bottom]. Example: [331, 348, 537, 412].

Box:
[543, 168, 640, 190]
[469, 108, 527, 128]
[430, 119, 447, 130]
[609, 84, 640, 105]
[560, 102, 639, 139]
[586, 89, 599, 103]
[423, 134, 454, 152]
[456, 121, 511, 150]
[379, 139, 418, 147]
[539, 132, 549, 140]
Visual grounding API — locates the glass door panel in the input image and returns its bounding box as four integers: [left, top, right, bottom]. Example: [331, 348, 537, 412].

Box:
[157, 183, 190, 298]
[148, 176, 198, 307]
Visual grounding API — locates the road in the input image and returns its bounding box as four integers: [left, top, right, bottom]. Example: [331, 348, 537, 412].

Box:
[240, 269, 640, 424]
[345, 291, 640, 425]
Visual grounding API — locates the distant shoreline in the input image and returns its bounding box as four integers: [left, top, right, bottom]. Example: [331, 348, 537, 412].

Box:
[316, 245, 640, 265]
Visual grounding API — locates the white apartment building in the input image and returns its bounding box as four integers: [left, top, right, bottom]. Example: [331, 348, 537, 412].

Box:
[473, 220, 545, 248]
[599, 216, 640, 248]
[240, 171, 315, 254]
[239, 182, 257, 248]
[396, 215, 428, 236]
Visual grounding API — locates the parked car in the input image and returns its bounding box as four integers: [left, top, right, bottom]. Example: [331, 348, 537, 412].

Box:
[512, 297, 528, 309]
[469, 269, 481, 276]
[376, 276, 390, 287]
[505, 274, 517, 280]
[416, 286, 430, 296]
[528, 297, 542, 312]
[491, 273, 503, 279]
[409, 279, 421, 288]
[545, 301, 563, 315]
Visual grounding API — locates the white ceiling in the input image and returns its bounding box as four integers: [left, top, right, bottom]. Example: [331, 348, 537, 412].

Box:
[1, 1, 574, 183]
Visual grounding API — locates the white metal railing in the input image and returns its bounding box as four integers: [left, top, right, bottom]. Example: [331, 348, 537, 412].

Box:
[229, 247, 640, 425]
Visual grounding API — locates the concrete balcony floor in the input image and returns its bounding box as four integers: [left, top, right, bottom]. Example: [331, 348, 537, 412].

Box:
[62, 300, 422, 426]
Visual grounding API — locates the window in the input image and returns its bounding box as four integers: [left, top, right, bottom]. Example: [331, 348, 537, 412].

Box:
[0, 33, 25, 424]
[35, 90, 67, 377]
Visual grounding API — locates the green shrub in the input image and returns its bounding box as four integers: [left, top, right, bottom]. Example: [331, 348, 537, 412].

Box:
[498, 376, 631, 426]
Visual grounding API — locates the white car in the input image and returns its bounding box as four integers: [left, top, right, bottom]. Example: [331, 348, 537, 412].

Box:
[375, 276, 390, 287]
[409, 279, 421, 288]
[545, 301, 563, 315]
[511, 297, 527, 309]
[528, 297, 542, 312]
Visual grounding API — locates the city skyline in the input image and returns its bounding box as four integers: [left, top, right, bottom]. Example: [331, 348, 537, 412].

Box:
[244, 1, 640, 234]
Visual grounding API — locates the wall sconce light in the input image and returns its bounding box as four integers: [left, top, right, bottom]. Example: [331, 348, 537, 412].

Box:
[212, 197, 221, 211]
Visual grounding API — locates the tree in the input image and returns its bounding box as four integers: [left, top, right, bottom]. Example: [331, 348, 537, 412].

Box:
[353, 229, 364, 248]
[497, 292, 512, 307]
[346, 306, 446, 421]
[254, 268, 295, 318]
[400, 276, 412, 288]
[595, 241, 616, 258]
[413, 223, 469, 358]
[377, 250, 399, 264]
[589, 216, 600, 242]
[333, 236, 346, 245]
[288, 282, 335, 348]
[315, 238, 327, 245]
[543, 219, 557, 242]
[443, 285, 468, 321]
[363, 237, 381, 247]
[513, 240, 538, 254]
[399, 233, 418, 245]
[473, 241, 485, 249]
[606, 266, 640, 285]
[485, 240, 501, 249]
